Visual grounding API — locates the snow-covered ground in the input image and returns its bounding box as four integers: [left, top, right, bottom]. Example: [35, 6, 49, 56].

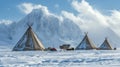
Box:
[0, 50, 120, 67]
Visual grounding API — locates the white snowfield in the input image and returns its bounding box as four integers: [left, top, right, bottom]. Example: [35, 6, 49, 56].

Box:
[0, 50, 120, 67]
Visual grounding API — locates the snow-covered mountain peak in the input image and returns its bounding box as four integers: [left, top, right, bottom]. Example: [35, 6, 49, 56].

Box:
[10, 8, 83, 48]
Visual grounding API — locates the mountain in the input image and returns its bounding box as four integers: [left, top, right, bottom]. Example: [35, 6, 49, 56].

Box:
[0, 9, 120, 50]
[11, 9, 83, 48]
[0, 22, 16, 45]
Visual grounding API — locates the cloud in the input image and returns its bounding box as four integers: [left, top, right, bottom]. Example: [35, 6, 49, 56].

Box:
[17, 1, 120, 37]
[0, 19, 13, 25]
[107, 10, 120, 36]
[61, 10, 83, 25]
[55, 0, 120, 46]
[18, 3, 49, 14]
[71, 0, 109, 26]
[70, 0, 120, 37]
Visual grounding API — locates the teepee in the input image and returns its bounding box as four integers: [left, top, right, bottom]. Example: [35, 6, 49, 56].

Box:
[75, 33, 96, 50]
[99, 38, 112, 50]
[13, 26, 45, 51]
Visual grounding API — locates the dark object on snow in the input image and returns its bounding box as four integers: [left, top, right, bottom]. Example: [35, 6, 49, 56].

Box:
[59, 44, 74, 51]
[60, 44, 70, 50]
[45, 47, 57, 51]
[66, 48, 74, 50]
[50, 48, 57, 51]
[114, 48, 116, 50]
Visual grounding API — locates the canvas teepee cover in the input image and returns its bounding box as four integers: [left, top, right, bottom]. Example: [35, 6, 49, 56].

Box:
[75, 34, 96, 50]
[99, 38, 112, 50]
[13, 26, 45, 51]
